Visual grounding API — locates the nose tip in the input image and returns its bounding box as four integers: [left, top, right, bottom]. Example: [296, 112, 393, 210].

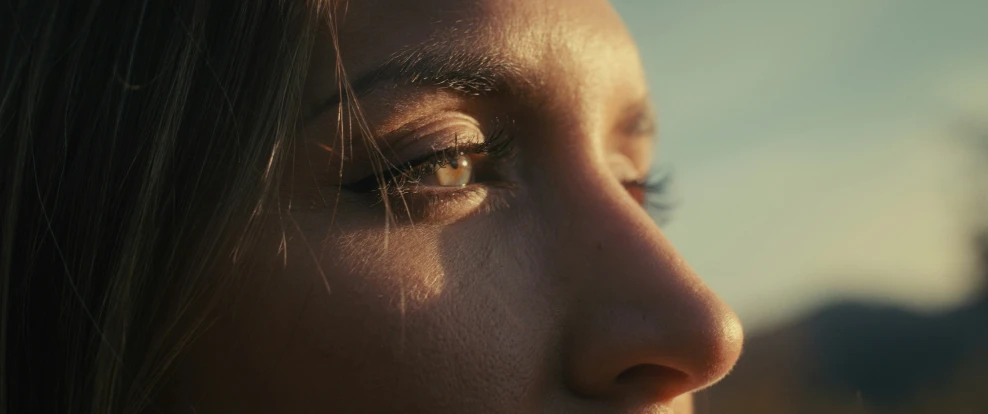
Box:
[565, 299, 743, 403]
[551, 169, 744, 407]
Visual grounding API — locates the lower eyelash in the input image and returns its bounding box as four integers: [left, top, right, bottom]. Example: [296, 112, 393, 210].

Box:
[640, 173, 671, 197]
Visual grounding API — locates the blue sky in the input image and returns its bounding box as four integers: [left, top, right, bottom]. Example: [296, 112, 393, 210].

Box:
[612, 0, 988, 331]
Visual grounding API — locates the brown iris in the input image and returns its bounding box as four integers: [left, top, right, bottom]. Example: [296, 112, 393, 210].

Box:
[420, 153, 473, 187]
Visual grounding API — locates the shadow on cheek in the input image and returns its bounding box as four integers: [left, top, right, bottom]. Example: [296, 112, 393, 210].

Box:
[431, 212, 552, 410]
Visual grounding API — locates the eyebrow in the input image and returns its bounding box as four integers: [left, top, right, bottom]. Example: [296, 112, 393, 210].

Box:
[309, 45, 524, 120]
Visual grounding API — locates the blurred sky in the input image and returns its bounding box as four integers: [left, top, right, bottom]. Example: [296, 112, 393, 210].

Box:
[612, 0, 988, 332]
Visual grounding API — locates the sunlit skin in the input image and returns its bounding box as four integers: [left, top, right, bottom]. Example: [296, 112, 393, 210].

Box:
[163, 0, 743, 413]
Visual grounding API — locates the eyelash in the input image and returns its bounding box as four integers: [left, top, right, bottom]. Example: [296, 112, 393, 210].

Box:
[341, 128, 675, 222]
[626, 173, 676, 223]
[342, 128, 514, 194]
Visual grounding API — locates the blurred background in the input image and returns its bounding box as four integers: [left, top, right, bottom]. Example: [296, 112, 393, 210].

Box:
[611, 0, 988, 412]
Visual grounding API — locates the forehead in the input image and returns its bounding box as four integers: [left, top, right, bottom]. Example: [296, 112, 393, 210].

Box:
[323, 0, 645, 98]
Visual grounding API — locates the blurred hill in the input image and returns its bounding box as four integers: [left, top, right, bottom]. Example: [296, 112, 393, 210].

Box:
[701, 290, 988, 413]
[699, 128, 988, 414]
[700, 207, 988, 413]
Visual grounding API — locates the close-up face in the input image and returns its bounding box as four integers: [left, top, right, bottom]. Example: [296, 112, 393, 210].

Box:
[166, 0, 743, 412]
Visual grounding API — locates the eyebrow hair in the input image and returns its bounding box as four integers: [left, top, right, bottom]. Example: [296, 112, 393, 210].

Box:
[309, 45, 524, 120]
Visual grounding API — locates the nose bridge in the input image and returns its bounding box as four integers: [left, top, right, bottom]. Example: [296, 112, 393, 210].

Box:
[552, 174, 743, 404]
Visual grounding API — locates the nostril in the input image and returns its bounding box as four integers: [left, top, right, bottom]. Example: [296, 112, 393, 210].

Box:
[614, 364, 691, 399]
[615, 364, 687, 385]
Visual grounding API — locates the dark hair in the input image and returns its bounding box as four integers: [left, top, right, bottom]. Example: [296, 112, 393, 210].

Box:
[0, 1, 336, 412]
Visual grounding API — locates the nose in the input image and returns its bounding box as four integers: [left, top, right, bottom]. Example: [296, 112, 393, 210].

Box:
[556, 179, 743, 405]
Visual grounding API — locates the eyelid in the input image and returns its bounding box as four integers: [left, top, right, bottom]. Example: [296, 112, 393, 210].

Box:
[607, 153, 642, 183]
[384, 113, 484, 155]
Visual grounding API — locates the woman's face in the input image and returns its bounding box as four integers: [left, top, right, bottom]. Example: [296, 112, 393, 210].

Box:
[168, 0, 742, 413]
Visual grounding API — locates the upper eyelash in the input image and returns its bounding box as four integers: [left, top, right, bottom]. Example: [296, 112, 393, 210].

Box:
[342, 128, 514, 194]
[629, 174, 670, 196]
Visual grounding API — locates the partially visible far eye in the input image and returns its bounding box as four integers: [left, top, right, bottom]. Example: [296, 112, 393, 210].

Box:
[626, 182, 646, 206]
[421, 153, 474, 187]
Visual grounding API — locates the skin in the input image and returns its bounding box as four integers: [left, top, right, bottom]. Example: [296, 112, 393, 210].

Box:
[165, 0, 743, 413]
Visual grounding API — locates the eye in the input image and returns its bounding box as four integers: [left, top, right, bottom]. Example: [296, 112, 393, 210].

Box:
[419, 153, 474, 187]
[625, 173, 676, 225]
[342, 127, 514, 195]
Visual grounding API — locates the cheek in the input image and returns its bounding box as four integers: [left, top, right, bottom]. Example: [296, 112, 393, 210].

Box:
[219, 210, 553, 411]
